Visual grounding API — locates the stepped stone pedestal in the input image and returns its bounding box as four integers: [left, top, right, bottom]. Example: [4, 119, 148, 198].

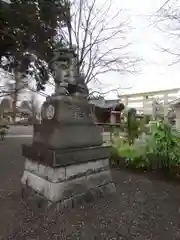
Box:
[21, 95, 115, 209]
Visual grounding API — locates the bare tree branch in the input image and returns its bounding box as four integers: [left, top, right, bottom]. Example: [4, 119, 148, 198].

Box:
[157, 0, 172, 13]
[61, 0, 141, 86]
[88, 85, 131, 98]
[154, 0, 180, 64]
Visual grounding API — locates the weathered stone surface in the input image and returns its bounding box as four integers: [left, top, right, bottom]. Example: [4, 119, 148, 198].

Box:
[21, 171, 65, 202]
[23, 158, 109, 184]
[21, 180, 116, 212]
[21, 170, 114, 203]
[21, 159, 115, 203]
[32, 96, 103, 150]
[60, 182, 116, 210]
[25, 159, 66, 183]
[22, 144, 110, 167]
[65, 158, 109, 180]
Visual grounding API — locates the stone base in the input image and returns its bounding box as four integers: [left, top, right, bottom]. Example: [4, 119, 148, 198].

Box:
[21, 158, 116, 210]
[22, 144, 110, 167]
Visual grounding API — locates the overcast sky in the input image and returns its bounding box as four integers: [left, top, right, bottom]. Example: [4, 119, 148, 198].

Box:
[93, 0, 180, 98]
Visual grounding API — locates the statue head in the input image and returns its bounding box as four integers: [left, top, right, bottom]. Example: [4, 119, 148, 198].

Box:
[50, 46, 77, 86]
[50, 45, 89, 97]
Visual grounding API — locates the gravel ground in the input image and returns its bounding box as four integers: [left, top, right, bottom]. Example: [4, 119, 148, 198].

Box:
[1, 138, 180, 239]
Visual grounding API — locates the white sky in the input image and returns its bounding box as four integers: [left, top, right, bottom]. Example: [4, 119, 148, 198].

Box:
[93, 0, 180, 98]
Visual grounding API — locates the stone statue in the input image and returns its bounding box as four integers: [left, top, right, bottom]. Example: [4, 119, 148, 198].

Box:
[50, 45, 89, 98]
[27, 45, 101, 149]
[21, 45, 115, 209]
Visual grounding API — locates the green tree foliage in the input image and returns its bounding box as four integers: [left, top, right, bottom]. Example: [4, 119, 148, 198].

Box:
[0, 0, 70, 90]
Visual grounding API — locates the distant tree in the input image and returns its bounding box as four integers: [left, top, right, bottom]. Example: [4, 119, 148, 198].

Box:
[0, 0, 70, 85]
[155, 0, 180, 64]
[0, 0, 70, 121]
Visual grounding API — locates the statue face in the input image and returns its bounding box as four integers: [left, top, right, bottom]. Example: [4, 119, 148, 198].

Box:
[52, 62, 61, 81]
[51, 61, 66, 82]
[51, 58, 76, 85]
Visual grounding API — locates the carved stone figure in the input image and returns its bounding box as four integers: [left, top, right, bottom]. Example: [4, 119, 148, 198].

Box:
[21, 45, 115, 209]
[50, 46, 89, 97]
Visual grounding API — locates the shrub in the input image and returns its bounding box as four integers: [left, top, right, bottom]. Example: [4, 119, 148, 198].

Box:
[110, 136, 128, 166]
[149, 121, 180, 171]
[111, 120, 180, 173]
[121, 110, 149, 145]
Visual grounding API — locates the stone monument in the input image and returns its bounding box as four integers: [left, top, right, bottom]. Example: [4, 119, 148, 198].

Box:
[21, 45, 115, 210]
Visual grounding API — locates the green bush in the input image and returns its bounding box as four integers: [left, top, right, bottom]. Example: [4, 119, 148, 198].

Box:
[111, 121, 180, 173]
[110, 136, 129, 166]
[117, 134, 155, 169]
[147, 121, 180, 171]
[120, 112, 149, 146]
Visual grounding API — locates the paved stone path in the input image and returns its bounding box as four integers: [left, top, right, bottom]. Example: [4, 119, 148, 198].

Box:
[1, 136, 180, 239]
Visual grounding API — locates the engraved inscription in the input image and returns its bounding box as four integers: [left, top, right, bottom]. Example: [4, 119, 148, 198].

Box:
[73, 105, 91, 120]
[65, 104, 75, 119]
[74, 106, 86, 119]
